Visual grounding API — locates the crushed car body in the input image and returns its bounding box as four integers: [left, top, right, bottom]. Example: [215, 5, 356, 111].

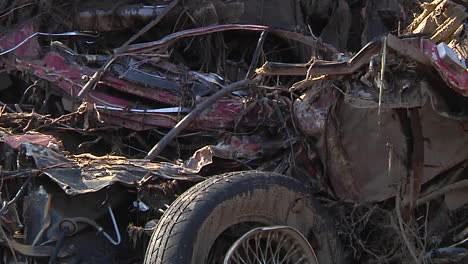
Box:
[0, 0, 467, 263]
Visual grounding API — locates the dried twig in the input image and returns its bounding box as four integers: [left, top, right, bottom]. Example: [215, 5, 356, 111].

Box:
[0, 2, 35, 20]
[245, 29, 269, 79]
[378, 36, 387, 115]
[396, 184, 420, 263]
[0, 224, 18, 263]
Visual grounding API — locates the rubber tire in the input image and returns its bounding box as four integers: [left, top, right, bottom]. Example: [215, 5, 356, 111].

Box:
[144, 171, 345, 264]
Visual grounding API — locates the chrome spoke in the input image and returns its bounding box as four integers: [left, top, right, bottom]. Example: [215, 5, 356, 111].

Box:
[273, 232, 287, 262]
[223, 226, 319, 264]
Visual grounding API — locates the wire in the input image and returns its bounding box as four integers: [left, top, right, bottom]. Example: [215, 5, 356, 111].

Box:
[101, 205, 121, 246]
[0, 31, 97, 56]
[0, 176, 32, 215]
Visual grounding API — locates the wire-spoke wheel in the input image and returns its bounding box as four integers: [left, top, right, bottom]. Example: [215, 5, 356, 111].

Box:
[223, 226, 319, 264]
[144, 171, 344, 264]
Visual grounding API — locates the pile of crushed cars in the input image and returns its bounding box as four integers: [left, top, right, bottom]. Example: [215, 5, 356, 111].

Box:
[0, 0, 467, 263]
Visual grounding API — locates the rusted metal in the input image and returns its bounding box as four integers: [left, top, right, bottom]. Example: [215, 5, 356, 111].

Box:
[2, 134, 62, 150]
[75, 5, 169, 32]
[116, 24, 336, 54]
[0, 1, 467, 263]
[257, 33, 467, 97]
[397, 108, 424, 221]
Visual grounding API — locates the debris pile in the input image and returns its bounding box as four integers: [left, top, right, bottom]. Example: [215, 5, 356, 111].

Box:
[0, 0, 466, 263]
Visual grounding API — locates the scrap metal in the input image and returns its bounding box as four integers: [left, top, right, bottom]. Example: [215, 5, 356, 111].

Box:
[0, 0, 467, 263]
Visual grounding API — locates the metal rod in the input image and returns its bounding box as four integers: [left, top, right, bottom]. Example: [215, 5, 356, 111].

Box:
[145, 80, 253, 160]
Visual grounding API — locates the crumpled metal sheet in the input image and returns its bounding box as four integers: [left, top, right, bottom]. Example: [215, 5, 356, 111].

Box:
[2, 133, 63, 150]
[295, 72, 468, 202]
[22, 143, 203, 195]
[294, 83, 338, 138]
[15, 50, 243, 131]
[422, 39, 468, 95]
[184, 137, 262, 172]
[0, 23, 40, 59]
[317, 101, 468, 202]
[263, 33, 467, 98]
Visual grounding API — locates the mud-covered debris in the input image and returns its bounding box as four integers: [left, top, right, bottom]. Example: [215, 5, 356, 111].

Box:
[0, 0, 467, 263]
